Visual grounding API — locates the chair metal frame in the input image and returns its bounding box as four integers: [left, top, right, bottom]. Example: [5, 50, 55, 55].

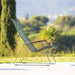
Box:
[14, 41, 56, 66]
[11, 18, 56, 66]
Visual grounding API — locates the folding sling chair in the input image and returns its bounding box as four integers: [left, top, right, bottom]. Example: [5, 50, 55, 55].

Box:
[11, 19, 56, 66]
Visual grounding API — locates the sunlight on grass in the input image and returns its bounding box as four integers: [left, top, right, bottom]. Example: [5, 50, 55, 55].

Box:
[0, 56, 75, 63]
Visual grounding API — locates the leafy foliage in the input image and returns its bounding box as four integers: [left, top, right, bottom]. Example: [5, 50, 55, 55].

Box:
[28, 33, 40, 41]
[70, 17, 75, 26]
[54, 15, 75, 27]
[56, 35, 75, 52]
[1, 0, 17, 56]
[0, 0, 2, 16]
[30, 15, 49, 24]
[20, 18, 46, 35]
[40, 24, 60, 43]
[54, 15, 75, 52]
[0, 0, 1, 33]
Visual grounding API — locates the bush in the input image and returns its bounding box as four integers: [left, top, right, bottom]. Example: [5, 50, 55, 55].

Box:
[56, 35, 75, 52]
[40, 24, 60, 43]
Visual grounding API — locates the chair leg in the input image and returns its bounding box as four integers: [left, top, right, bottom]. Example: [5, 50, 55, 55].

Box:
[51, 50, 56, 64]
[21, 48, 28, 63]
[45, 41, 56, 64]
[14, 43, 25, 64]
[44, 48, 51, 66]
[41, 42, 51, 66]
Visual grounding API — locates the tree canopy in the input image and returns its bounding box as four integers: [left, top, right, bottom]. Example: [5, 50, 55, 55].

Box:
[20, 19, 45, 35]
[54, 15, 72, 27]
[54, 15, 75, 27]
[30, 15, 49, 24]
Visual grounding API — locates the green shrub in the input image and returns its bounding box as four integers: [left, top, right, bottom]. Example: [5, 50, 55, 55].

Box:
[40, 24, 60, 43]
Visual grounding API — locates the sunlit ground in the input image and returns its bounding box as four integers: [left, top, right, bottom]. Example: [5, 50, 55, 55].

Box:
[0, 56, 75, 63]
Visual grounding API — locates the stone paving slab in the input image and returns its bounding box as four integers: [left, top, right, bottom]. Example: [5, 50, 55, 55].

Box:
[0, 62, 75, 75]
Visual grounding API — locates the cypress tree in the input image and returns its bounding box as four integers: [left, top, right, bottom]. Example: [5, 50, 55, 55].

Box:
[0, 0, 2, 41]
[0, 0, 2, 30]
[0, 0, 2, 16]
[1, 0, 17, 56]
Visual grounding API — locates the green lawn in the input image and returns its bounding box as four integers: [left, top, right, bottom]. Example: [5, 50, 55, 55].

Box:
[0, 56, 75, 63]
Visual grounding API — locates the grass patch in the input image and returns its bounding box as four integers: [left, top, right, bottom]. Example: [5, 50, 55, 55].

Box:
[0, 56, 75, 63]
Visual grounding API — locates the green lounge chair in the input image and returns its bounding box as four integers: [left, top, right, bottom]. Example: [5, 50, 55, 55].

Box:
[11, 19, 56, 66]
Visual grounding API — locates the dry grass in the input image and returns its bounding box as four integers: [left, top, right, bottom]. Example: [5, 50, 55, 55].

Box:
[0, 56, 75, 63]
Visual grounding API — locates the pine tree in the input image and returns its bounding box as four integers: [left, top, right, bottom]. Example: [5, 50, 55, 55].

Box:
[1, 0, 17, 56]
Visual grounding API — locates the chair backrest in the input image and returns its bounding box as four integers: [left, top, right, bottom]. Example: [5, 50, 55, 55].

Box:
[11, 19, 38, 52]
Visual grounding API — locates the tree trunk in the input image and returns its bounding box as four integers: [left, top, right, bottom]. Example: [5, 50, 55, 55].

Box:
[1, 0, 17, 56]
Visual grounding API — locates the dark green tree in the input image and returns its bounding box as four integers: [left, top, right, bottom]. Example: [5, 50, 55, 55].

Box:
[54, 15, 71, 27]
[0, 0, 2, 16]
[71, 17, 75, 26]
[0, 0, 2, 31]
[30, 15, 49, 24]
[1, 0, 17, 55]
[21, 19, 45, 35]
[25, 13, 29, 20]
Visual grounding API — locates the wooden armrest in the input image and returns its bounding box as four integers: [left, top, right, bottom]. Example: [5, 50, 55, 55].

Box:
[28, 40, 46, 43]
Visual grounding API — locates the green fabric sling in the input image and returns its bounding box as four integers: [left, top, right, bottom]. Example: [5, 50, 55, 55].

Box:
[11, 19, 50, 52]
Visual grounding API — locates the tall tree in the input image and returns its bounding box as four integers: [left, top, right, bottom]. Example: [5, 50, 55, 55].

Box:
[25, 14, 29, 20]
[1, 0, 17, 55]
[0, 0, 2, 16]
[0, 0, 2, 31]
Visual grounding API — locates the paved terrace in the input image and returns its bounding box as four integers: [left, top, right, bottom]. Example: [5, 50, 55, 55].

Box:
[0, 62, 75, 75]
